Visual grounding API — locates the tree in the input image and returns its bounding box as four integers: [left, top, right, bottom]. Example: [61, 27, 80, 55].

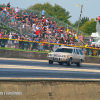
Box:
[73, 17, 89, 28]
[27, 2, 71, 24]
[79, 18, 96, 35]
[0, 4, 6, 8]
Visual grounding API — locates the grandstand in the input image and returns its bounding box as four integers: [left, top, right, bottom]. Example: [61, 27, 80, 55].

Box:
[0, 5, 87, 50]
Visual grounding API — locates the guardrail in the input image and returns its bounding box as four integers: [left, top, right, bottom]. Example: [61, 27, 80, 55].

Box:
[0, 38, 100, 56]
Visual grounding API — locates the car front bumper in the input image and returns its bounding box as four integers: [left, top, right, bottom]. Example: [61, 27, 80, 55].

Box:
[47, 56, 69, 62]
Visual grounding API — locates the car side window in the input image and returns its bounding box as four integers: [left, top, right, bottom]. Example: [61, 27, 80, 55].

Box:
[76, 49, 79, 55]
[79, 49, 84, 55]
[73, 49, 76, 54]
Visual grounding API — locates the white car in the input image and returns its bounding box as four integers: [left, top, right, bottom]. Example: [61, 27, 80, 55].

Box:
[47, 46, 85, 66]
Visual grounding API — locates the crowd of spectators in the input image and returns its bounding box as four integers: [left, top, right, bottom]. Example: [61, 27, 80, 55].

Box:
[0, 2, 86, 51]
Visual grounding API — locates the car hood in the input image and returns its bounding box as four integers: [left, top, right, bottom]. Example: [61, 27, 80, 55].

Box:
[49, 52, 71, 55]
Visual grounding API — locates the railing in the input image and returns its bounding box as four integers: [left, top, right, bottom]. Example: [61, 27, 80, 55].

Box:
[10, 6, 88, 36]
[0, 15, 32, 35]
[0, 38, 100, 56]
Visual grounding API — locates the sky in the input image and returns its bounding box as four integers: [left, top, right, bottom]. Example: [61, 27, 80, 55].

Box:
[0, 0, 99, 23]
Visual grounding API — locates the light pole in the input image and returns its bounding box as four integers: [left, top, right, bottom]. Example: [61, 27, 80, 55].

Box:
[77, 5, 83, 35]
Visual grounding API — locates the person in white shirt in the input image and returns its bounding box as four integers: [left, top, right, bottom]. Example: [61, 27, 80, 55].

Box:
[15, 7, 19, 14]
[9, 33, 12, 39]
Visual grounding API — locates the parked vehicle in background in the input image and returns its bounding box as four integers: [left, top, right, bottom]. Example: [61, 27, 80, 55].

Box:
[91, 32, 100, 47]
[47, 46, 85, 67]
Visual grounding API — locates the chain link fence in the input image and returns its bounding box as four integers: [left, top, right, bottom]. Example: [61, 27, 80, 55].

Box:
[0, 38, 99, 56]
[0, 6, 87, 37]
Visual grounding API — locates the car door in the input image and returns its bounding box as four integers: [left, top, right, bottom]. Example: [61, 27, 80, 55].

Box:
[75, 49, 80, 63]
[72, 49, 77, 63]
[78, 49, 84, 61]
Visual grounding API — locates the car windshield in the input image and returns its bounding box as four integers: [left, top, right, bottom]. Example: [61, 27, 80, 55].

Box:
[55, 48, 72, 53]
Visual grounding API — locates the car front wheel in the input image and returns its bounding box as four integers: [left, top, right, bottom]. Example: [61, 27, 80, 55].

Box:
[77, 60, 82, 67]
[49, 60, 53, 64]
[67, 58, 72, 66]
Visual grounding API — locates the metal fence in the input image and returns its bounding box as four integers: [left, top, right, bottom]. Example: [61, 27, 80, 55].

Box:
[0, 6, 87, 37]
[0, 14, 32, 35]
[0, 38, 100, 56]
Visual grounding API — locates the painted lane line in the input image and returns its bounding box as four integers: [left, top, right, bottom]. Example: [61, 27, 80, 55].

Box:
[0, 64, 100, 73]
[0, 77, 100, 81]
[0, 58, 100, 65]
[0, 58, 48, 62]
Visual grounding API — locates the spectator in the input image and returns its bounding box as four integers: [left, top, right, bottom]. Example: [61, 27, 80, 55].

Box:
[50, 39, 53, 51]
[78, 34, 83, 42]
[0, 4, 88, 51]
[3, 7, 7, 13]
[7, 2, 10, 12]
[11, 17, 15, 25]
[9, 33, 12, 39]
[75, 33, 79, 42]
[42, 9, 46, 16]
[0, 7, 4, 11]
[2, 12, 6, 19]
[35, 37, 39, 50]
[97, 15, 100, 24]
[0, 30, 3, 38]
[26, 11, 29, 17]
[0, 12, 3, 18]
[22, 10, 25, 17]
[12, 8, 15, 15]
[15, 7, 19, 14]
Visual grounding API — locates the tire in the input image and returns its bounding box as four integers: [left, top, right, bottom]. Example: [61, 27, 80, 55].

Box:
[59, 62, 63, 65]
[77, 60, 82, 67]
[49, 60, 53, 64]
[67, 58, 72, 66]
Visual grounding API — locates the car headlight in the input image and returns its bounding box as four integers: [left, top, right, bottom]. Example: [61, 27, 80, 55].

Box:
[51, 54, 53, 56]
[63, 55, 66, 57]
[60, 55, 66, 57]
[59, 55, 62, 57]
[48, 54, 53, 56]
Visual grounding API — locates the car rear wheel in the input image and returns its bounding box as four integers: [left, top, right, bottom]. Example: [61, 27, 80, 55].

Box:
[77, 60, 82, 67]
[59, 62, 63, 65]
[49, 60, 53, 64]
[67, 58, 72, 66]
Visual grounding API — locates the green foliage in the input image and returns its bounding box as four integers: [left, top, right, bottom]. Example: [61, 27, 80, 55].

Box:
[73, 17, 89, 28]
[28, 3, 43, 11]
[79, 18, 96, 35]
[27, 2, 71, 24]
[0, 4, 6, 7]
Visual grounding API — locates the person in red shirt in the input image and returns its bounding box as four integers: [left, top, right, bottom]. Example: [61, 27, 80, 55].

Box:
[38, 29, 41, 37]
[97, 15, 100, 24]
[35, 29, 41, 37]
[43, 39, 45, 51]
[35, 29, 39, 36]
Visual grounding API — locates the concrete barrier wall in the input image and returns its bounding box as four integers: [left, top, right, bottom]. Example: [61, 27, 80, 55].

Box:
[0, 49, 100, 100]
[0, 49, 47, 60]
[0, 81, 100, 100]
[0, 49, 100, 64]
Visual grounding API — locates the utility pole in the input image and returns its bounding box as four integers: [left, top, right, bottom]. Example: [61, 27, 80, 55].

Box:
[77, 5, 83, 35]
[0, 17, 1, 30]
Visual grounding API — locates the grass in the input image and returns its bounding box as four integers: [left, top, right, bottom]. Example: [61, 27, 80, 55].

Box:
[0, 47, 51, 53]
[85, 55, 100, 58]
[0, 47, 99, 57]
